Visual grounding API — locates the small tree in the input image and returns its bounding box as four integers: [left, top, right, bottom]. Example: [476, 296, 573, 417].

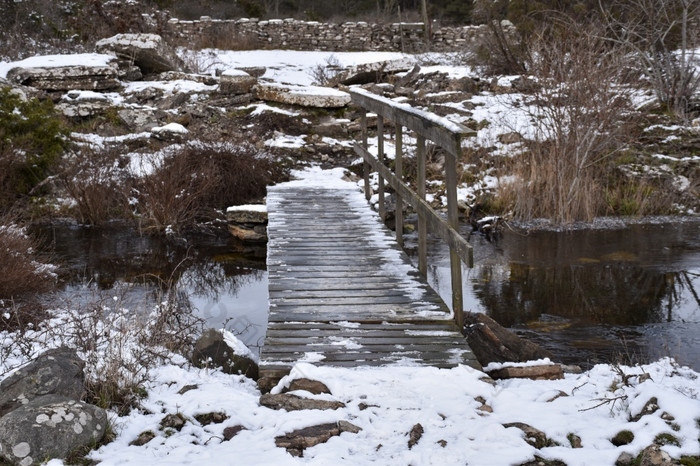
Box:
[600, 0, 700, 119]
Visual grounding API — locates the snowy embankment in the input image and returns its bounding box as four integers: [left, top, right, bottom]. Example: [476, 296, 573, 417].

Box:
[65, 359, 700, 465]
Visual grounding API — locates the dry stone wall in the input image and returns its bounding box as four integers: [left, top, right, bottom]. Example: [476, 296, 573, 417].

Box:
[166, 17, 491, 52]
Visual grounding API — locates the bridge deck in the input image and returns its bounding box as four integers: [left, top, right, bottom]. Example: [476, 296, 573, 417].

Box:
[260, 182, 480, 381]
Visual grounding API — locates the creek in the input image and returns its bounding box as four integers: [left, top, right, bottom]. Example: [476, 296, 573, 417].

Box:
[37, 218, 700, 370]
[413, 219, 700, 370]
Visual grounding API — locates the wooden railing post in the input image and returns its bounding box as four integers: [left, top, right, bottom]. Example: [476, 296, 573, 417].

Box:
[445, 149, 464, 329]
[395, 125, 404, 248]
[416, 134, 427, 277]
[361, 110, 370, 201]
[377, 115, 386, 220]
[350, 88, 476, 325]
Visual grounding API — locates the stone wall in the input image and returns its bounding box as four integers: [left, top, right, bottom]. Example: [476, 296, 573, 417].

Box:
[166, 17, 492, 53]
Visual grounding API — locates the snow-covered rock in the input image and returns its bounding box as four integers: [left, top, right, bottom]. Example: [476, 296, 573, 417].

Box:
[331, 57, 414, 86]
[219, 69, 257, 95]
[6, 65, 120, 92]
[56, 90, 114, 118]
[190, 329, 259, 380]
[254, 82, 351, 108]
[95, 33, 185, 74]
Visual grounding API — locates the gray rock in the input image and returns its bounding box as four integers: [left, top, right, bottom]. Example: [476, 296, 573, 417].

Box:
[95, 33, 185, 74]
[503, 422, 548, 449]
[223, 425, 246, 441]
[0, 347, 85, 418]
[117, 108, 161, 132]
[254, 83, 350, 108]
[638, 444, 678, 465]
[56, 91, 114, 119]
[0, 395, 107, 465]
[615, 451, 635, 466]
[6, 65, 120, 92]
[236, 66, 266, 78]
[332, 58, 414, 86]
[219, 70, 257, 95]
[190, 328, 259, 380]
[158, 71, 217, 85]
[259, 393, 345, 411]
[283, 378, 331, 395]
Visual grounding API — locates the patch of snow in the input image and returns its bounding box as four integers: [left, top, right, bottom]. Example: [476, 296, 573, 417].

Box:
[484, 358, 555, 372]
[246, 103, 299, 117]
[222, 329, 258, 363]
[264, 133, 306, 149]
[152, 122, 188, 134]
[226, 204, 267, 213]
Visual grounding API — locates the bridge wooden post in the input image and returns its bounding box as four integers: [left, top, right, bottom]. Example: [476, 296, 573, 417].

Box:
[361, 110, 370, 201]
[417, 134, 427, 277]
[395, 125, 404, 248]
[377, 115, 386, 220]
[349, 88, 476, 328]
[445, 143, 464, 329]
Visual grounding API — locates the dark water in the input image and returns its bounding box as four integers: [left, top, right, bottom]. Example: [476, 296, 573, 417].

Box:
[36, 219, 700, 370]
[414, 219, 700, 370]
[34, 224, 269, 355]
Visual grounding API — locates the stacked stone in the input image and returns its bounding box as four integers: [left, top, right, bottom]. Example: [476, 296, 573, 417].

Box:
[165, 17, 496, 53]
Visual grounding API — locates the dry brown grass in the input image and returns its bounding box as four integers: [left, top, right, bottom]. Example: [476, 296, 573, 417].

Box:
[497, 26, 638, 223]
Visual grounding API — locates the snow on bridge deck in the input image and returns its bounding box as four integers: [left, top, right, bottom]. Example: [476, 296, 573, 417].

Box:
[260, 170, 480, 382]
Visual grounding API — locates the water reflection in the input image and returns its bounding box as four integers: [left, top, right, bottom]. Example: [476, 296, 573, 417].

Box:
[416, 220, 700, 370]
[35, 224, 270, 354]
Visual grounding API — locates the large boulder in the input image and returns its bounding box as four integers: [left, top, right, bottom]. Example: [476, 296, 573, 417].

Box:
[95, 33, 185, 74]
[0, 347, 85, 418]
[191, 329, 259, 380]
[330, 58, 414, 86]
[6, 66, 120, 92]
[254, 83, 351, 108]
[0, 395, 107, 465]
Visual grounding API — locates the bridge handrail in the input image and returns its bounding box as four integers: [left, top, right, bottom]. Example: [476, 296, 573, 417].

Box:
[349, 87, 476, 329]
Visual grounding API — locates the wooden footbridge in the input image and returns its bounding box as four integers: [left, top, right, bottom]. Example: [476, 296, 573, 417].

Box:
[259, 89, 479, 382]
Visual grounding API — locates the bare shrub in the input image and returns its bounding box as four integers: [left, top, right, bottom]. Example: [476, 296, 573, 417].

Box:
[1, 275, 205, 414]
[310, 54, 343, 86]
[137, 142, 282, 233]
[600, 0, 700, 119]
[499, 26, 637, 223]
[0, 220, 56, 301]
[58, 146, 135, 225]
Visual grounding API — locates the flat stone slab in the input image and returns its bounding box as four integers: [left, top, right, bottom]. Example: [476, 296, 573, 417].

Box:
[6, 65, 119, 91]
[254, 83, 350, 108]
